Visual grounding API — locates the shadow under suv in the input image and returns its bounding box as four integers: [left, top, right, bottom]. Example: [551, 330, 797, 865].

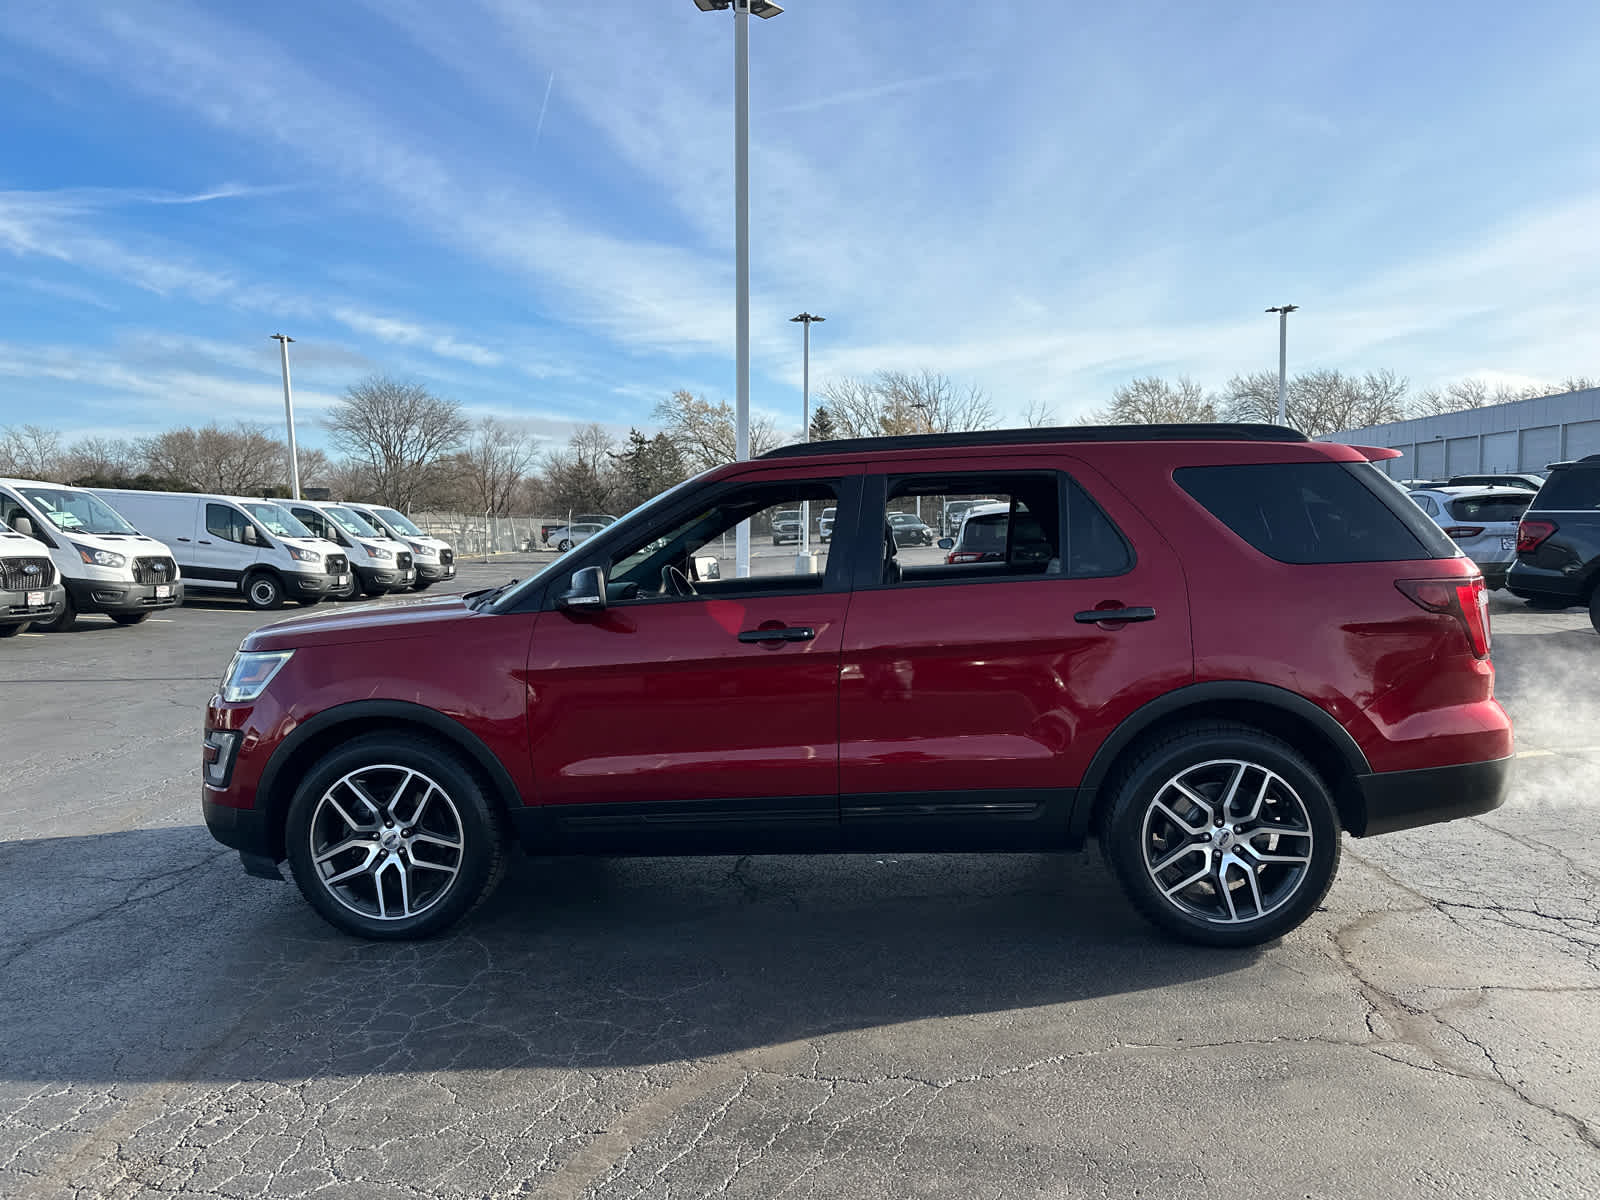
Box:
[202, 424, 1512, 947]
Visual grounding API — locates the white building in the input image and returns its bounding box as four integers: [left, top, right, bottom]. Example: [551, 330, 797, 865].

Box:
[1320, 387, 1600, 479]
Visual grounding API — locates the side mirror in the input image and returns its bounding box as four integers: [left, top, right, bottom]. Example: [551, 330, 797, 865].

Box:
[936, 537, 954, 550]
[11, 514, 35, 538]
[693, 554, 721, 581]
[242, 525, 260, 545]
[559, 565, 607, 613]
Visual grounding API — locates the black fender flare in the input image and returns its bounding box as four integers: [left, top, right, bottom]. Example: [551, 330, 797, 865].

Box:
[1066, 681, 1371, 844]
[255, 699, 524, 857]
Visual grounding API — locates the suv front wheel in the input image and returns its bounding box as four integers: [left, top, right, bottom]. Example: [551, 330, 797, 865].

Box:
[1100, 723, 1341, 947]
[285, 734, 508, 939]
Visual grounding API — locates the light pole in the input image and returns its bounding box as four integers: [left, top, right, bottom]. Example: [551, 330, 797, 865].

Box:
[694, 0, 783, 577]
[790, 312, 823, 566]
[270, 334, 301, 500]
[1265, 305, 1298, 426]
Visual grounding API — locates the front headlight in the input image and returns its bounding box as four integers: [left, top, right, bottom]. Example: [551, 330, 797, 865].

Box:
[361, 542, 394, 561]
[289, 546, 321, 564]
[73, 543, 126, 568]
[220, 650, 294, 703]
[408, 540, 431, 555]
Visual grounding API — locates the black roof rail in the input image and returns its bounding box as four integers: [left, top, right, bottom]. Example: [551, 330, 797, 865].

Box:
[759, 423, 1308, 459]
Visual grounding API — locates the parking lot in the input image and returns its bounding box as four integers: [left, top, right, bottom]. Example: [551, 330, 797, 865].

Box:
[2, 560, 1598, 1199]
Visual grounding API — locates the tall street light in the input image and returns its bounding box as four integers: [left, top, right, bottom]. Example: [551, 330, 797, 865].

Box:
[694, 0, 783, 578]
[1265, 305, 1299, 426]
[790, 312, 823, 565]
[270, 334, 301, 500]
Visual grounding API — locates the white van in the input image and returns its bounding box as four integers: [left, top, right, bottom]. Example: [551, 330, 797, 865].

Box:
[0, 478, 183, 630]
[0, 525, 66, 637]
[343, 504, 455, 590]
[92, 490, 349, 611]
[282, 499, 416, 597]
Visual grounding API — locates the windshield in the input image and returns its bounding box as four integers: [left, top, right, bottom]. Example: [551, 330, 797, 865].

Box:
[241, 502, 315, 538]
[326, 506, 383, 538]
[17, 486, 139, 535]
[373, 507, 424, 537]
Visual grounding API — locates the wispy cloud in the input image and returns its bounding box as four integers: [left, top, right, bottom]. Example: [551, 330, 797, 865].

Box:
[331, 308, 503, 367]
[770, 71, 977, 116]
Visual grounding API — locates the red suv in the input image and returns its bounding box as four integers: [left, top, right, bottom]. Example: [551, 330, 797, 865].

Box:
[202, 425, 1512, 946]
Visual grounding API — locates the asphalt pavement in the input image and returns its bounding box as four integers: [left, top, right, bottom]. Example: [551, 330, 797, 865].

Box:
[2, 562, 1597, 1199]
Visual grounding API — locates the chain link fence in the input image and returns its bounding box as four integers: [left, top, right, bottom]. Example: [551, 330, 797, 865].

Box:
[408, 513, 567, 556]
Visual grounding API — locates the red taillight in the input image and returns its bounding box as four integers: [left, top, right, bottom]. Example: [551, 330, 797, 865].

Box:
[1442, 525, 1484, 539]
[947, 550, 984, 564]
[1396, 576, 1491, 659]
[1516, 519, 1557, 554]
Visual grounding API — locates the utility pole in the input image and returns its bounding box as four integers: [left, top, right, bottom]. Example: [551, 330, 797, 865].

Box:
[270, 334, 301, 500]
[790, 312, 824, 565]
[1265, 305, 1298, 426]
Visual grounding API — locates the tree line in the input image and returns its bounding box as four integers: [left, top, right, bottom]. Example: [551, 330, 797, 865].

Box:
[7, 367, 1592, 519]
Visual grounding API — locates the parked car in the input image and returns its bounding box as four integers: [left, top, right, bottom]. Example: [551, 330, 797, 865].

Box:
[942, 497, 1000, 537]
[545, 523, 606, 552]
[1406, 486, 1534, 590]
[818, 506, 837, 543]
[0, 478, 184, 630]
[539, 514, 618, 547]
[0, 523, 65, 637]
[283, 500, 416, 597]
[1507, 454, 1600, 631]
[771, 509, 804, 545]
[937, 501, 1053, 566]
[344, 505, 455, 590]
[887, 511, 935, 546]
[95, 489, 347, 611]
[1446, 473, 1545, 492]
[202, 423, 1511, 947]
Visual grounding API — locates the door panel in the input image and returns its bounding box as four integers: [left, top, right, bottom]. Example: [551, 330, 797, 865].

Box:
[838, 456, 1193, 838]
[526, 592, 850, 847]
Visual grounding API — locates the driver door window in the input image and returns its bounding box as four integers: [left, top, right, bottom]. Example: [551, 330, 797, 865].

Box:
[205, 504, 251, 543]
[605, 479, 845, 603]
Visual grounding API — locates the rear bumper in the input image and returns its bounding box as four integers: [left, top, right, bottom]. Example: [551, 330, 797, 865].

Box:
[63, 576, 183, 614]
[1507, 561, 1583, 604]
[1353, 754, 1512, 837]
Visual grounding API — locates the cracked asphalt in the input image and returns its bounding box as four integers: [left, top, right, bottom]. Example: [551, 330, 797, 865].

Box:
[2, 563, 1598, 1199]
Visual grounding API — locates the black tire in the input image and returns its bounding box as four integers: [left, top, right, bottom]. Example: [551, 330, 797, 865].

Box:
[35, 593, 76, 633]
[111, 612, 150, 626]
[284, 733, 508, 940]
[558, 539, 573, 552]
[243, 571, 285, 611]
[1098, 722, 1341, 948]
[0, 621, 26, 638]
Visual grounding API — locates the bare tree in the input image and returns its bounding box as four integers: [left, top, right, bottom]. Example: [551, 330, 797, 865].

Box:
[652, 390, 782, 472]
[324, 376, 468, 511]
[138, 423, 286, 494]
[1, 425, 66, 479]
[1221, 369, 1409, 435]
[457, 418, 539, 515]
[819, 370, 997, 437]
[1094, 377, 1217, 425]
[542, 424, 622, 515]
[64, 435, 140, 482]
[1022, 397, 1057, 428]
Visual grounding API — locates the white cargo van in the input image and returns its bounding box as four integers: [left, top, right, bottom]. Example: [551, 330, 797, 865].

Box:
[282, 499, 415, 597]
[0, 525, 66, 637]
[0, 478, 183, 630]
[92, 490, 349, 611]
[344, 504, 455, 590]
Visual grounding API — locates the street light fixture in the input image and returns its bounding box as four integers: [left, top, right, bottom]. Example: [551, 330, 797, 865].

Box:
[693, 0, 782, 578]
[1265, 305, 1299, 426]
[790, 312, 824, 566]
[269, 334, 301, 501]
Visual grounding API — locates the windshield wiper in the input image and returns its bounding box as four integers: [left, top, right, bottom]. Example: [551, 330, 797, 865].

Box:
[472, 580, 520, 610]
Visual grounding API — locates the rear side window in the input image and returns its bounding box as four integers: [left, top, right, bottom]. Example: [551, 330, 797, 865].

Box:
[1447, 495, 1532, 523]
[1532, 469, 1600, 511]
[1177, 461, 1457, 563]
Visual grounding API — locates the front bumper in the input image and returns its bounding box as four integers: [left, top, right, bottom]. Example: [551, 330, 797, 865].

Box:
[355, 564, 417, 592]
[2, 582, 65, 624]
[63, 577, 182, 614]
[1353, 754, 1512, 837]
[202, 794, 282, 878]
[416, 562, 456, 582]
[285, 572, 341, 599]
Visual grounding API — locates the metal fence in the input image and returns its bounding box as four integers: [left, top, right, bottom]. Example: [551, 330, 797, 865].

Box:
[408, 513, 565, 556]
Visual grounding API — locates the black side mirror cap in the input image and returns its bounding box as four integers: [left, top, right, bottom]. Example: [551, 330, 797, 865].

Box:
[936, 537, 954, 549]
[559, 565, 607, 612]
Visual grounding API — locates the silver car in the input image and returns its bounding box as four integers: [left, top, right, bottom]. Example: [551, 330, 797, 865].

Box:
[1407, 486, 1535, 590]
[545, 522, 606, 552]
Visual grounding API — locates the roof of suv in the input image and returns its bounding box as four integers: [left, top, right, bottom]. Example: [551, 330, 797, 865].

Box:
[760, 423, 1306, 460]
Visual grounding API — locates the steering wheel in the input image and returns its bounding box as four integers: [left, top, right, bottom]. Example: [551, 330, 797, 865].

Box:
[661, 564, 697, 597]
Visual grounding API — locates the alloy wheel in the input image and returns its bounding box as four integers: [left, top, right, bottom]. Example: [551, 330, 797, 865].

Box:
[1140, 758, 1315, 925]
[307, 764, 466, 921]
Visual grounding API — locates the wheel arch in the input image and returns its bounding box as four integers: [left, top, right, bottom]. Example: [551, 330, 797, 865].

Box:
[255, 700, 524, 859]
[240, 565, 286, 598]
[1069, 682, 1373, 845]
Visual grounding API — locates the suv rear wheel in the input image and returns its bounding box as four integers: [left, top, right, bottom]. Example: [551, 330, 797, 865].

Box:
[1099, 723, 1340, 947]
[284, 734, 508, 939]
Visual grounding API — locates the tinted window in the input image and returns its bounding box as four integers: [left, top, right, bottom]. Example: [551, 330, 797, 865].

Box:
[1532, 468, 1600, 511]
[1447, 495, 1532, 523]
[292, 507, 331, 539]
[1064, 475, 1133, 577]
[206, 504, 249, 543]
[1177, 462, 1456, 563]
[1410, 494, 1439, 516]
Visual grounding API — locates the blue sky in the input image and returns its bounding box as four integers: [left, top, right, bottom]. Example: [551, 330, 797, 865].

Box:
[2, 0, 1598, 453]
